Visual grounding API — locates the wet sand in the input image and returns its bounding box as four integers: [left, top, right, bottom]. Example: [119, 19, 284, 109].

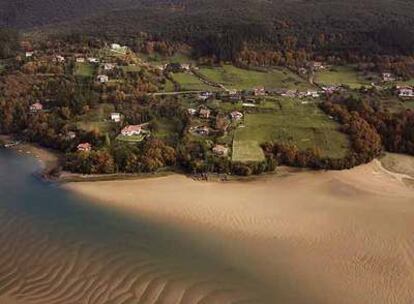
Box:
[65, 160, 414, 304]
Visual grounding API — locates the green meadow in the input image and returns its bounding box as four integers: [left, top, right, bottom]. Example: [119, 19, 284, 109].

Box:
[232, 100, 350, 162]
[199, 65, 312, 90]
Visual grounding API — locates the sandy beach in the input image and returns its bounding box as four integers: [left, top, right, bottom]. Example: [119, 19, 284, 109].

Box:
[65, 158, 414, 304]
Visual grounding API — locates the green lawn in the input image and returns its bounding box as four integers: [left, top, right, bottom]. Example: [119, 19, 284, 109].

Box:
[232, 100, 350, 162]
[315, 65, 370, 89]
[116, 134, 146, 143]
[232, 139, 265, 162]
[74, 63, 96, 77]
[199, 65, 312, 90]
[172, 72, 216, 91]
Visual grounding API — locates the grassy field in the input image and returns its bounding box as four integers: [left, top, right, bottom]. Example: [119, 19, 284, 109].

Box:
[75, 103, 115, 133]
[116, 134, 146, 143]
[199, 65, 312, 90]
[232, 100, 350, 162]
[74, 63, 95, 77]
[172, 72, 217, 91]
[315, 65, 370, 88]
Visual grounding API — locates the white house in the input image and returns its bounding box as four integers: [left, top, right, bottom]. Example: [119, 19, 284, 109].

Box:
[110, 113, 121, 122]
[181, 63, 191, 70]
[306, 90, 320, 98]
[54, 55, 65, 63]
[382, 72, 395, 82]
[104, 63, 116, 71]
[111, 43, 127, 54]
[187, 108, 197, 116]
[25, 51, 34, 58]
[398, 87, 414, 98]
[121, 125, 143, 136]
[76, 57, 86, 63]
[197, 91, 213, 101]
[230, 111, 243, 121]
[87, 57, 99, 64]
[97, 75, 109, 83]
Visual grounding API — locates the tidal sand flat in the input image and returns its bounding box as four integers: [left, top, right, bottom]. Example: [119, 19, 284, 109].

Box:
[1, 150, 414, 303]
[67, 161, 414, 304]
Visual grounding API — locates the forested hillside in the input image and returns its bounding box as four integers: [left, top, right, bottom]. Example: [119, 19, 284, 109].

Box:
[1, 0, 414, 59]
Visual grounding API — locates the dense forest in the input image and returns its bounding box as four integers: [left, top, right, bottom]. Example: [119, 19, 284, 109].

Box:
[1, 0, 414, 61]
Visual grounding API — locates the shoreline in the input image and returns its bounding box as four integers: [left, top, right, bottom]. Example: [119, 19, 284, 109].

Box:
[2, 134, 414, 185]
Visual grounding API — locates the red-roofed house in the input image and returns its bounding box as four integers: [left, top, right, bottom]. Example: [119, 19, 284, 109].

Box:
[30, 102, 43, 113]
[77, 143, 92, 152]
[121, 125, 143, 136]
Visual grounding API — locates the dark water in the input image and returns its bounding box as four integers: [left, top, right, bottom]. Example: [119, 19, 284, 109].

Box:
[0, 150, 270, 303]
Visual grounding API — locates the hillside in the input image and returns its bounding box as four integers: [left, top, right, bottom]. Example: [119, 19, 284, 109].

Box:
[1, 0, 414, 58]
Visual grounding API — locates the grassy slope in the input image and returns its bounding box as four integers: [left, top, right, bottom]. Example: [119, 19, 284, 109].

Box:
[172, 72, 216, 91]
[232, 100, 350, 162]
[315, 66, 370, 88]
[199, 65, 312, 90]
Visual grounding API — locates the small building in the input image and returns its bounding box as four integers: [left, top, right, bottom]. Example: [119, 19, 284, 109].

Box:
[306, 90, 320, 98]
[103, 63, 116, 71]
[253, 86, 266, 96]
[230, 111, 243, 121]
[87, 57, 99, 64]
[382, 72, 395, 82]
[67, 131, 77, 140]
[77, 143, 91, 152]
[111, 43, 127, 54]
[181, 63, 191, 71]
[194, 126, 210, 136]
[54, 55, 65, 63]
[187, 108, 197, 116]
[110, 113, 121, 122]
[398, 86, 414, 98]
[212, 145, 229, 157]
[97, 75, 109, 83]
[311, 61, 325, 70]
[199, 107, 211, 119]
[121, 125, 142, 136]
[197, 91, 213, 101]
[76, 57, 86, 63]
[30, 102, 43, 113]
[25, 51, 34, 58]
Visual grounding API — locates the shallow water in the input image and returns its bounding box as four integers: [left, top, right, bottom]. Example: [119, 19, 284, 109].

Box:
[0, 150, 270, 303]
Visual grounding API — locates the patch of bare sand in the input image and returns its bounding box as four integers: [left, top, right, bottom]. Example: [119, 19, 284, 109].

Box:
[64, 160, 414, 304]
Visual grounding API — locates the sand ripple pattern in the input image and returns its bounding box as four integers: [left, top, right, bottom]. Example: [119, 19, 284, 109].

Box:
[0, 208, 265, 304]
